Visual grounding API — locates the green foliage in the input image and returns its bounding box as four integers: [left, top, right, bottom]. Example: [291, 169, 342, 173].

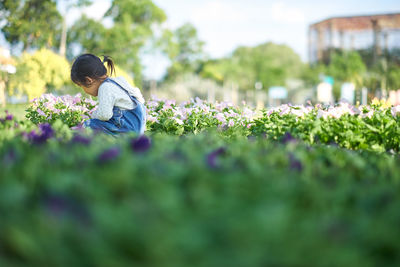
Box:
[8, 49, 70, 100]
[66, 15, 108, 60]
[327, 51, 367, 87]
[1, 123, 400, 265]
[301, 63, 325, 87]
[5, 96, 400, 265]
[160, 23, 205, 81]
[0, 0, 62, 51]
[0, 104, 29, 121]
[25, 93, 96, 127]
[250, 103, 400, 153]
[201, 42, 304, 91]
[388, 65, 400, 90]
[67, 0, 167, 87]
[103, 0, 167, 87]
[363, 58, 400, 93]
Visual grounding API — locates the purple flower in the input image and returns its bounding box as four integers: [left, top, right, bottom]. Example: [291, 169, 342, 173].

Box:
[281, 132, 296, 144]
[39, 123, 54, 139]
[289, 153, 303, 172]
[98, 147, 120, 163]
[5, 114, 13, 121]
[24, 130, 37, 139]
[71, 123, 84, 131]
[42, 193, 90, 225]
[25, 123, 55, 144]
[24, 130, 41, 144]
[37, 108, 46, 117]
[71, 134, 91, 145]
[206, 147, 226, 169]
[131, 135, 151, 153]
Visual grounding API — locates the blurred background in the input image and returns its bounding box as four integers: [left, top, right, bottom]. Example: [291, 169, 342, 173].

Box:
[0, 0, 399, 108]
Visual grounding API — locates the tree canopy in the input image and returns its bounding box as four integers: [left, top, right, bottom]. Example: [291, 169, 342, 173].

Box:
[200, 42, 303, 91]
[160, 23, 205, 81]
[67, 0, 167, 87]
[0, 0, 62, 51]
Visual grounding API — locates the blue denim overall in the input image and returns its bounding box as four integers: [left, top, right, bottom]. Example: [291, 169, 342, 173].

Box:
[84, 78, 146, 135]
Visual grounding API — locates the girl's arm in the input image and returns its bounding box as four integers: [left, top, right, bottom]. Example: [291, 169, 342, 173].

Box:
[91, 87, 115, 121]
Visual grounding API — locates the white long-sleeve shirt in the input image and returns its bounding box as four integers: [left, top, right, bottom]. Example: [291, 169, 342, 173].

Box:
[91, 77, 145, 121]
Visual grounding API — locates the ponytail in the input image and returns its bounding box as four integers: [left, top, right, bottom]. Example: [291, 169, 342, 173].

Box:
[71, 53, 117, 87]
[102, 55, 116, 77]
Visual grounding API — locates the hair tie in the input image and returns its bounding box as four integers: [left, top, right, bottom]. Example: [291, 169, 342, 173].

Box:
[102, 56, 108, 63]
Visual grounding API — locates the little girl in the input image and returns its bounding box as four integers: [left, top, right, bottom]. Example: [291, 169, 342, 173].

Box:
[70, 54, 146, 135]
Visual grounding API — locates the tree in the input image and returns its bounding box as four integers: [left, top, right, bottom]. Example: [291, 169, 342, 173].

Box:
[8, 49, 70, 100]
[326, 51, 366, 87]
[0, 0, 62, 51]
[160, 23, 205, 81]
[388, 65, 400, 91]
[200, 42, 303, 91]
[66, 0, 167, 87]
[301, 63, 325, 87]
[366, 59, 400, 94]
[66, 15, 108, 60]
[102, 0, 167, 87]
[56, 0, 92, 57]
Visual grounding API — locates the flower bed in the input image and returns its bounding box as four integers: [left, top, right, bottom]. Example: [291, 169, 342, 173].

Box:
[250, 101, 400, 152]
[145, 97, 256, 135]
[24, 94, 400, 152]
[3, 104, 400, 265]
[1, 125, 400, 266]
[25, 93, 96, 127]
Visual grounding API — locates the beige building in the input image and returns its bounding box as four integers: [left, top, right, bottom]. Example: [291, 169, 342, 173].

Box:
[308, 13, 400, 64]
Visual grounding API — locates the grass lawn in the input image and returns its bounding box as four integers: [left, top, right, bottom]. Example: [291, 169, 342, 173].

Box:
[0, 103, 29, 120]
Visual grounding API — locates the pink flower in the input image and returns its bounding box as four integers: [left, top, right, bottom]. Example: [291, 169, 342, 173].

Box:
[147, 115, 158, 123]
[215, 113, 226, 123]
[37, 108, 46, 117]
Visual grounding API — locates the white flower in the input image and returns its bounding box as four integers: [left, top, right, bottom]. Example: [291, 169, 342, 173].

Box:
[175, 118, 184, 125]
[391, 106, 400, 117]
[317, 109, 328, 119]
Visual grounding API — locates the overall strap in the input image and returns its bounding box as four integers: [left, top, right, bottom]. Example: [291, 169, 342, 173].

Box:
[104, 78, 137, 102]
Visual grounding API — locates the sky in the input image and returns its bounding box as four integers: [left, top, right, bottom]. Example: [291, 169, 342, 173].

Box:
[74, 0, 400, 58]
[73, 0, 400, 79]
[2, 0, 400, 79]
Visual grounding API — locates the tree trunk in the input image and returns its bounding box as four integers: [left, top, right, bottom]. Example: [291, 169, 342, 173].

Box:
[59, 16, 67, 57]
[0, 80, 6, 108]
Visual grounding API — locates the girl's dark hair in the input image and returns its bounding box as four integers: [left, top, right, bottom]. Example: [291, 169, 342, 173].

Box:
[71, 54, 115, 86]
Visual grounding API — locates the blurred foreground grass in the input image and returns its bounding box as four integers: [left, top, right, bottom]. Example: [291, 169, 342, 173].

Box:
[0, 104, 28, 120]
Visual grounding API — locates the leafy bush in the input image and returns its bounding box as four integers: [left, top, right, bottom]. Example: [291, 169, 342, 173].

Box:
[146, 97, 255, 136]
[24, 94, 400, 153]
[8, 49, 70, 100]
[1, 122, 400, 266]
[25, 93, 96, 127]
[250, 101, 400, 152]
